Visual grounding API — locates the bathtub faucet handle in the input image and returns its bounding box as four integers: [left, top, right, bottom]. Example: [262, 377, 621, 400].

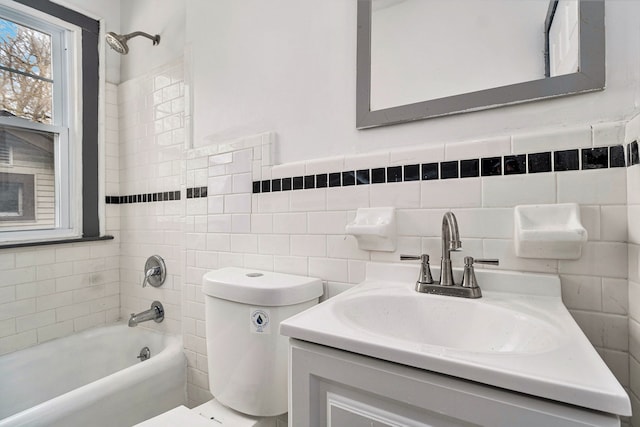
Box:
[141, 255, 166, 288]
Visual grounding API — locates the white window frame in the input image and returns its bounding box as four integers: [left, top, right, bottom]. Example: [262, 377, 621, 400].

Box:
[0, 0, 83, 244]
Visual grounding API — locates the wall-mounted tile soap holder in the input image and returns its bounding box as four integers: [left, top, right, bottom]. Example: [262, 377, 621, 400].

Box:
[514, 203, 587, 260]
[345, 207, 396, 252]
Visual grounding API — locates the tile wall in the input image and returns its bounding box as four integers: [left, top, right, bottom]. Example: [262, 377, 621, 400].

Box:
[115, 58, 186, 336]
[0, 83, 121, 356]
[182, 121, 632, 427]
[626, 113, 640, 426]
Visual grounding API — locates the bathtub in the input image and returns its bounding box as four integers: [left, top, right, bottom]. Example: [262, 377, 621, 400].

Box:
[0, 323, 186, 427]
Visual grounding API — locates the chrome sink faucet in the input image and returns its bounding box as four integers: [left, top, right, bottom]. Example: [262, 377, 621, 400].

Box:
[440, 211, 461, 286]
[401, 212, 499, 298]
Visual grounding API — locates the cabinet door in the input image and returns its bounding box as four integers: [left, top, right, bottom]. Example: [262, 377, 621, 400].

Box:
[289, 340, 620, 427]
[327, 392, 442, 427]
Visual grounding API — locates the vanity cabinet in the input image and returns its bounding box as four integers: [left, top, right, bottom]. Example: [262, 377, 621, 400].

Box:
[289, 339, 620, 427]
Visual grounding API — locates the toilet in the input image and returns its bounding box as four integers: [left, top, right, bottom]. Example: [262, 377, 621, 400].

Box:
[135, 267, 322, 426]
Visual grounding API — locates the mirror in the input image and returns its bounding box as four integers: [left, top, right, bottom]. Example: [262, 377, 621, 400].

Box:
[356, 0, 605, 129]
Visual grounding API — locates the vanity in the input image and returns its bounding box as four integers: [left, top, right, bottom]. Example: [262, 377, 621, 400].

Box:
[280, 263, 631, 426]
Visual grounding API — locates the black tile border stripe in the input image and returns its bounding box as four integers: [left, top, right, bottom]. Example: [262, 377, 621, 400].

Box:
[106, 190, 181, 204]
[252, 143, 633, 194]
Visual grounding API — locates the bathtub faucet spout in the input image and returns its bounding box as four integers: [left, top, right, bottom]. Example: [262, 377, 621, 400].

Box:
[128, 301, 164, 327]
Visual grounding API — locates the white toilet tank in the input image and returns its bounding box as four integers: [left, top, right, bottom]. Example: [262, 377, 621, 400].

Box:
[202, 267, 322, 417]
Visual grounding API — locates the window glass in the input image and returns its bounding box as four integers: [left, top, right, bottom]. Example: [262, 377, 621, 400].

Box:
[0, 17, 52, 124]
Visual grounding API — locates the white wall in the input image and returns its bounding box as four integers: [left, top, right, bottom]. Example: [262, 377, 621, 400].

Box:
[186, 0, 640, 164]
[119, 0, 185, 82]
[52, 0, 121, 83]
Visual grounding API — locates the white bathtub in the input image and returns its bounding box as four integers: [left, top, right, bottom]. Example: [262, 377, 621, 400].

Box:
[0, 323, 186, 427]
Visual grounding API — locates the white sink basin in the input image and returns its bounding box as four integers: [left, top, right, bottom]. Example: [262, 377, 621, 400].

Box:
[333, 290, 561, 354]
[280, 262, 631, 417]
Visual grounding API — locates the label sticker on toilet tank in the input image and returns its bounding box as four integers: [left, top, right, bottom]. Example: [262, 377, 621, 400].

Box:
[250, 308, 271, 334]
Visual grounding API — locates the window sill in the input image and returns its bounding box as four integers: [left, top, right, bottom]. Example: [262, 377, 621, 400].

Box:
[0, 235, 114, 250]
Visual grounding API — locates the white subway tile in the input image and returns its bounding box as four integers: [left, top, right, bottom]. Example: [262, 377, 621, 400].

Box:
[579, 206, 601, 241]
[224, 193, 252, 213]
[602, 349, 629, 387]
[390, 145, 444, 166]
[0, 299, 36, 320]
[256, 192, 290, 213]
[230, 234, 258, 254]
[600, 205, 627, 242]
[232, 173, 252, 193]
[271, 162, 305, 179]
[274, 213, 307, 234]
[559, 275, 602, 311]
[445, 136, 510, 160]
[306, 156, 344, 175]
[327, 235, 370, 261]
[0, 287, 14, 304]
[207, 175, 232, 195]
[396, 209, 447, 237]
[291, 235, 326, 257]
[37, 320, 74, 343]
[309, 258, 348, 283]
[348, 260, 367, 284]
[243, 254, 274, 271]
[344, 152, 389, 170]
[206, 234, 231, 252]
[207, 215, 232, 233]
[421, 178, 482, 209]
[602, 278, 628, 315]
[482, 239, 558, 273]
[558, 241, 627, 279]
[231, 214, 251, 233]
[370, 237, 421, 263]
[482, 174, 556, 208]
[1, 267, 36, 286]
[326, 186, 369, 211]
[371, 182, 420, 209]
[208, 195, 224, 214]
[273, 256, 309, 276]
[592, 121, 626, 147]
[251, 214, 273, 234]
[308, 212, 348, 235]
[557, 169, 626, 205]
[0, 330, 36, 355]
[512, 126, 591, 153]
[453, 208, 513, 239]
[258, 235, 290, 256]
[290, 189, 326, 212]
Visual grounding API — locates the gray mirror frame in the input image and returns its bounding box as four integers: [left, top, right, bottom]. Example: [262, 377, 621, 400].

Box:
[356, 0, 605, 129]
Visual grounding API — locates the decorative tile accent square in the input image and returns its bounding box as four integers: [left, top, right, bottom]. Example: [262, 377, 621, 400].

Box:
[372, 168, 385, 184]
[356, 169, 370, 185]
[481, 157, 502, 176]
[403, 164, 420, 181]
[421, 163, 438, 180]
[387, 166, 402, 183]
[440, 161, 459, 179]
[460, 159, 479, 178]
[293, 176, 304, 190]
[304, 175, 315, 189]
[282, 177, 292, 191]
[528, 152, 552, 173]
[554, 149, 579, 171]
[316, 174, 328, 188]
[342, 171, 356, 186]
[504, 155, 526, 175]
[582, 147, 608, 170]
[329, 173, 341, 187]
[271, 179, 282, 192]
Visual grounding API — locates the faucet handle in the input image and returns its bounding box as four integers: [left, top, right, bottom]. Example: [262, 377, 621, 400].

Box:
[461, 256, 499, 289]
[400, 254, 434, 287]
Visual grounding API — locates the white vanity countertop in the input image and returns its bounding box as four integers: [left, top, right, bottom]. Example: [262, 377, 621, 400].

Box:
[280, 263, 631, 417]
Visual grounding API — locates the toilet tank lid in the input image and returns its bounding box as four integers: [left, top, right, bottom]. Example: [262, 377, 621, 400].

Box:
[202, 267, 323, 306]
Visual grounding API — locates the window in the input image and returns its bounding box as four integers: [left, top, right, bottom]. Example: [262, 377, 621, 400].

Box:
[0, 0, 99, 245]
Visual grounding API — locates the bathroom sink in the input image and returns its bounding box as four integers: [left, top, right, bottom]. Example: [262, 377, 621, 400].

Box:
[280, 262, 631, 417]
[333, 290, 560, 354]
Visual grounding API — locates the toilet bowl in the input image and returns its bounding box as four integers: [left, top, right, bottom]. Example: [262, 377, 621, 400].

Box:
[135, 268, 322, 426]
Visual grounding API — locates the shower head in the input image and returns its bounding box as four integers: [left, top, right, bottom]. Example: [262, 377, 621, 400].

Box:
[106, 31, 160, 55]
